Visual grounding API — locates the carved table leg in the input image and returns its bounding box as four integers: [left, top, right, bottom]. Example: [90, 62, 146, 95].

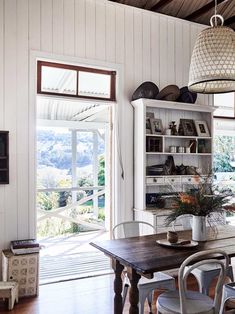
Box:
[112, 259, 124, 314]
[127, 267, 141, 314]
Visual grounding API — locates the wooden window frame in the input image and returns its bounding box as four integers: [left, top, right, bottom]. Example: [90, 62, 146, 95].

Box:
[37, 61, 116, 101]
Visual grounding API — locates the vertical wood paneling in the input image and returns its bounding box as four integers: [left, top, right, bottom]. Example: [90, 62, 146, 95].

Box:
[167, 19, 175, 84]
[123, 7, 134, 221]
[150, 15, 160, 86]
[16, 0, 29, 239]
[124, 7, 134, 99]
[4, 0, 18, 243]
[75, 0, 85, 58]
[175, 20, 183, 87]
[182, 23, 190, 85]
[142, 13, 151, 82]
[85, 0, 95, 59]
[29, 0, 40, 50]
[133, 10, 143, 85]
[159, 16, 168, 88]
[95, 1, 106, 60]
[106, 3, 115, 63]
[41, 0, 53, 52]
[63, 0, 75, 56]
[115, 5, 124, 64]
[52, 0, 64, 54]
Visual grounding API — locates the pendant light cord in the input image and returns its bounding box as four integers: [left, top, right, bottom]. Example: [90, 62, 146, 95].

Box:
[215, 0, 217, 26]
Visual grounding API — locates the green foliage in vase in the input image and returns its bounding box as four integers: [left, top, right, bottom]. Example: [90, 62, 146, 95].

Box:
[165, 173, 232, 225]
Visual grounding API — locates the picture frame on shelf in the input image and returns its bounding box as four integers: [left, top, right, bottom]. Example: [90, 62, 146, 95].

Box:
[150, 118, 163, 134]
[146, 137, 163, 152]
[146, 118, 152, 134]
[180, 119, 197, 136]
[194, 120, 210, 137]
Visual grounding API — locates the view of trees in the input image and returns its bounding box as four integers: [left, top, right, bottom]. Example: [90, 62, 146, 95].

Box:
[214, 135, 234, 172]
[37, 127, 106, 237]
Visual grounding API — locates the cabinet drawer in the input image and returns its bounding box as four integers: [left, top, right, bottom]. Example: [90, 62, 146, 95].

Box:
[182, 176, 194, 184]
[164, 177, 181, 184]
[146, 177, 164, 185]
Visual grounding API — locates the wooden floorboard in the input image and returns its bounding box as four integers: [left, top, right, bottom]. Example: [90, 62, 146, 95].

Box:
[0, 274, 234, 314]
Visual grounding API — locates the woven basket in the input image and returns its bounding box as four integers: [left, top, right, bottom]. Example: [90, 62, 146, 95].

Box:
[188, 25, 235, 94]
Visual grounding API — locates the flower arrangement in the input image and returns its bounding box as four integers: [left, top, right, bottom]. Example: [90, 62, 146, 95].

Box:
[165, 173, 232, 226]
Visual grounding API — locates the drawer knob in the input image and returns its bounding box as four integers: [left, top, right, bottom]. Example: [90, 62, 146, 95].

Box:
[171, 179, 174, 182]
[153, 178, 157, 182]
[188, 178, 191, 182]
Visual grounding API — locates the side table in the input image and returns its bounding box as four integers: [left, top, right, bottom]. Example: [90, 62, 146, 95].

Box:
[2, 250, 39, 297]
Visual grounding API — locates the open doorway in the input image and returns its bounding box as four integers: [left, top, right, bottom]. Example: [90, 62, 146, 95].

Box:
[36, 61, 115, 284]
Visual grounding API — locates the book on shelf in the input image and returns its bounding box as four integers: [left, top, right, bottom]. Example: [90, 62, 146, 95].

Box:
[11, 246, 40, 255]
[11, 239, 39, 249]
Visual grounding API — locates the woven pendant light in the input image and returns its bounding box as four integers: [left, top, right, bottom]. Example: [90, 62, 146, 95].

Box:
[188, 1, 235, 94]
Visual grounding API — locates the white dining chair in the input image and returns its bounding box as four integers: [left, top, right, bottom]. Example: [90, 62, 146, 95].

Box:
[219, 282, 235, 314]
[157, 249, 229, 314]
[173, 215, 234, 295]
[112, 221, 176, 314]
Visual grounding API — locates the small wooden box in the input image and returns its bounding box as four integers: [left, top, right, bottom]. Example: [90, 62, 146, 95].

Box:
[2, 250, 39, 297]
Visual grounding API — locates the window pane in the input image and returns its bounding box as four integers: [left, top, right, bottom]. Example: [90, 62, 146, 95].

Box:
[37, 127, 72, 188]
[78, 71, 111, 98]
[41, 66, 77, 95]
[214, 93, 234, 117]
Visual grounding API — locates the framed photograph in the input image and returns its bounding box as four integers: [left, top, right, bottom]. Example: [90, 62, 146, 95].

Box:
[150, 118, 163, 134]
[146, 118, 152, 134]
[146, 137, 163, 152]
[194, 120, 210, 137]
[180, 119, 197, 136]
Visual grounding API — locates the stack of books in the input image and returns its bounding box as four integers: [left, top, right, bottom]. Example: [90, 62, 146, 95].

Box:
[10, 239, 40, 255]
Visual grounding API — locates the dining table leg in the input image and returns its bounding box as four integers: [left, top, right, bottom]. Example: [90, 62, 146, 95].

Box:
[127, 267, 141, 314]
[112, 259, 124, 314]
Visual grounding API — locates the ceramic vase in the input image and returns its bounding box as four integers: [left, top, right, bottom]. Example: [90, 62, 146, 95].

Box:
[192, 215, 207, 242]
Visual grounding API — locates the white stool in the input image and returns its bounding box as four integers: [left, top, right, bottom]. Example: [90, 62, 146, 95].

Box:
[219, 282, 235, 314]
[0, 281, 19, 310]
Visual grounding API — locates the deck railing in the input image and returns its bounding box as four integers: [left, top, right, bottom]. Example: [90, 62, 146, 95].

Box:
[37, 186, 106, 231]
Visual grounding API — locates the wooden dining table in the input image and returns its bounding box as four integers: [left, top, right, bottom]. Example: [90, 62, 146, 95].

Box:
[90, 225, 235, 314]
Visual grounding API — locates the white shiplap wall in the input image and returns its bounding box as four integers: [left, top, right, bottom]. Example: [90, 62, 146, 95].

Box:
[0, 0, 210, 255]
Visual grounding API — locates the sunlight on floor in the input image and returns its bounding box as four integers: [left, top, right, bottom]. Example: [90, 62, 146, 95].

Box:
[39, 230, 112, 284]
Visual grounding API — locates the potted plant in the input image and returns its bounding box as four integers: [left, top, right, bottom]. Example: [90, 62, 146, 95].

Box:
[165, 174, 232, 241]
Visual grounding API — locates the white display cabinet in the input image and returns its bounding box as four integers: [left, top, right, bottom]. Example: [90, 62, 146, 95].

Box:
[132, 99, 215, 231]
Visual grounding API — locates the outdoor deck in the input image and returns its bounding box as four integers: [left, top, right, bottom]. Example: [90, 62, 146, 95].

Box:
[39, 230, 112, 284]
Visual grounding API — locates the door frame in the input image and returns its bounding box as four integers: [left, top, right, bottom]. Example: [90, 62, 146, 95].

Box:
[29, 50, 124, 239]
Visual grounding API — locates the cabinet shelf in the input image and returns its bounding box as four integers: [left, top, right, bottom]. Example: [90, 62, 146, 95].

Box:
[146, 134, 212, 140]
[134, 99, 213, 217]
[146, 175, 207, 178]
[146, 152, 212, 156]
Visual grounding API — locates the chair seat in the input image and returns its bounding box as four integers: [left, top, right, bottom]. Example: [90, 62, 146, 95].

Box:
[157, 290, 214, 314]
